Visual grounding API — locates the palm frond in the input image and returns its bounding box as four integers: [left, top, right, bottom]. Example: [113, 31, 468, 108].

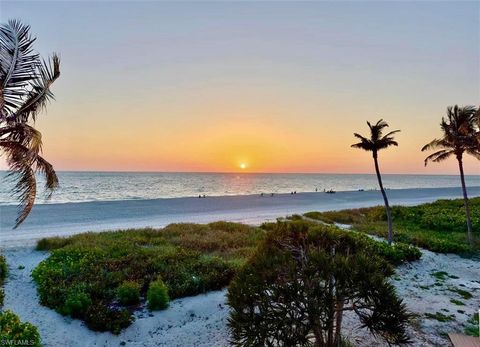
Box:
[0, 20, 39, 118]
[0, 139, 58, 227]
[423, 149, 453, 166]
[16, 54, 60, 122]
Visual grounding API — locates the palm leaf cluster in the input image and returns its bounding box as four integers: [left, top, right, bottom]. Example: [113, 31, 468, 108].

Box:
[422, 105, 480, 165]
[0, 20, 60, 227]
[351, 119, 400, 154]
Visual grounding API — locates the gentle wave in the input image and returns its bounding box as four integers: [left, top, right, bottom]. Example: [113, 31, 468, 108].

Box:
[0, 171, 479, 205]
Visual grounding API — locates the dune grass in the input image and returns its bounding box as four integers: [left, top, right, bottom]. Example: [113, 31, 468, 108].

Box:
[304, 198, 480, 254]
[33, 222, 265, 333]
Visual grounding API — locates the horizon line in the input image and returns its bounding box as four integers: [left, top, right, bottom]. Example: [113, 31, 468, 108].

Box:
[1, 169, 478, 176]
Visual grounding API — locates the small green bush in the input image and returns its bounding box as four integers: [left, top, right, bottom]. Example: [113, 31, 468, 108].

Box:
[0, 254, 7, 284]
[0, 288, 4, 307]
[147, 279, 169, 310]
[0, 310, 41, 346]
[117, 281, 141, 305]
[64, 288, 92, 317]
[84, 304, 132, 334]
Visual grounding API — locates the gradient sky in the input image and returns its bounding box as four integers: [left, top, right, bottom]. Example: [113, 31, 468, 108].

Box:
[1, 1, 479, 174]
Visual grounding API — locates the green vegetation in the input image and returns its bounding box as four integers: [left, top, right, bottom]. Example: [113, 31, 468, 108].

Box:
[450, 299, 465, 306]
[147, 279, 169, 310]
[33, 222, 264, 333]
[228, 221, 411, 346]
[0, 310, 41, 346]
[448, 287, 473, 300]
[465, 312, 479, 337]
[33, 220, 419, 334]
[305, 197, 480, 254]
[424, 312, 455, 322]
[0, 254, 6, 307]
[117, 281, 141, 306]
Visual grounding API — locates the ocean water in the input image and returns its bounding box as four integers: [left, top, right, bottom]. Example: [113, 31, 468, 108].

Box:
[0, 171, 479, 205]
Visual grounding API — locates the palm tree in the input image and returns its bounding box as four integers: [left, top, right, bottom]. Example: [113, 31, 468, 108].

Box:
[0, 20, 60, 227]
[351, 120, 400, 245]
[422, 105, 479, 245]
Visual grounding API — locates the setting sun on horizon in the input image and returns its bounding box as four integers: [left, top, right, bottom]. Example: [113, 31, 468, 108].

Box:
[1, 1, 478, 175]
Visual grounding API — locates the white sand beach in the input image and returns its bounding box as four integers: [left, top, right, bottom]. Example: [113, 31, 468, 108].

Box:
[2, 186, 480, 248]
[1, 187, 480, 346]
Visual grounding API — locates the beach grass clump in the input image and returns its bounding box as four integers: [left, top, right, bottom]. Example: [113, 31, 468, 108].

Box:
[448, 287, 473, 300]
[0, 310, 41, 346]
[304, 198, 480, 254]
[147, 278, 169, 310]
[117, 281, 141, 306]
[32, 222, 264, 333]
[424, 311, 455, 322]
[450, 299, 465, 306]
[465, 312, 479, 337]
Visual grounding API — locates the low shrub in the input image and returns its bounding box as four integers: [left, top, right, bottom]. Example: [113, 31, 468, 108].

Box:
[117, 281, 141, 306]
[0, 310, 41, 346]
[84, 303, 132, 334]
[64, 287, 92, 317]
[147, 278, 169, 310]
[33, 222, 264, 333]
[0, 288, 4, 307]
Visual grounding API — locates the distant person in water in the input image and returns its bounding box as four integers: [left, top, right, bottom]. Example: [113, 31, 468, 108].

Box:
[260, 193, 264, 197]
[271, 193, 274, 197]
[294, 191, 296, 194]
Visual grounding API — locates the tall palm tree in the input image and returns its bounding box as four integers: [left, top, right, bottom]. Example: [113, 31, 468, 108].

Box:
[351, 120, 400, 245]
[0, 20, 60, 228]
[422, 105, 479, 245]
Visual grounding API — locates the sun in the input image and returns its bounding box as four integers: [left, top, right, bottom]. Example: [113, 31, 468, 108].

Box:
[239, 163, 247, 170]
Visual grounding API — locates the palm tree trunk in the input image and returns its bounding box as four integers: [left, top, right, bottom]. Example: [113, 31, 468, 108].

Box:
[373, 152, 393, 245]
[457, 156, 473, 245]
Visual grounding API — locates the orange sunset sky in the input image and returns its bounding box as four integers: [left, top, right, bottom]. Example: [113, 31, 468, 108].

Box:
[1, 1, 479, 175]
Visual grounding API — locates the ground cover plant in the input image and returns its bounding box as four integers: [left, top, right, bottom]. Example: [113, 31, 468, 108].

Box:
[0, 254, 6, 306]
[33, 222, 265, 333]
[33, 220, 419, 334]
[304, 197, 480, 254]
[228, 221, 412, 346]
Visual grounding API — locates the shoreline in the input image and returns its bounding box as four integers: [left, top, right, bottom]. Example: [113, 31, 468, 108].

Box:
[1, 186, 480, 249]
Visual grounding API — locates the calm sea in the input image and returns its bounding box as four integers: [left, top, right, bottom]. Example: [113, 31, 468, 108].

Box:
[0, 171, 479, 205]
